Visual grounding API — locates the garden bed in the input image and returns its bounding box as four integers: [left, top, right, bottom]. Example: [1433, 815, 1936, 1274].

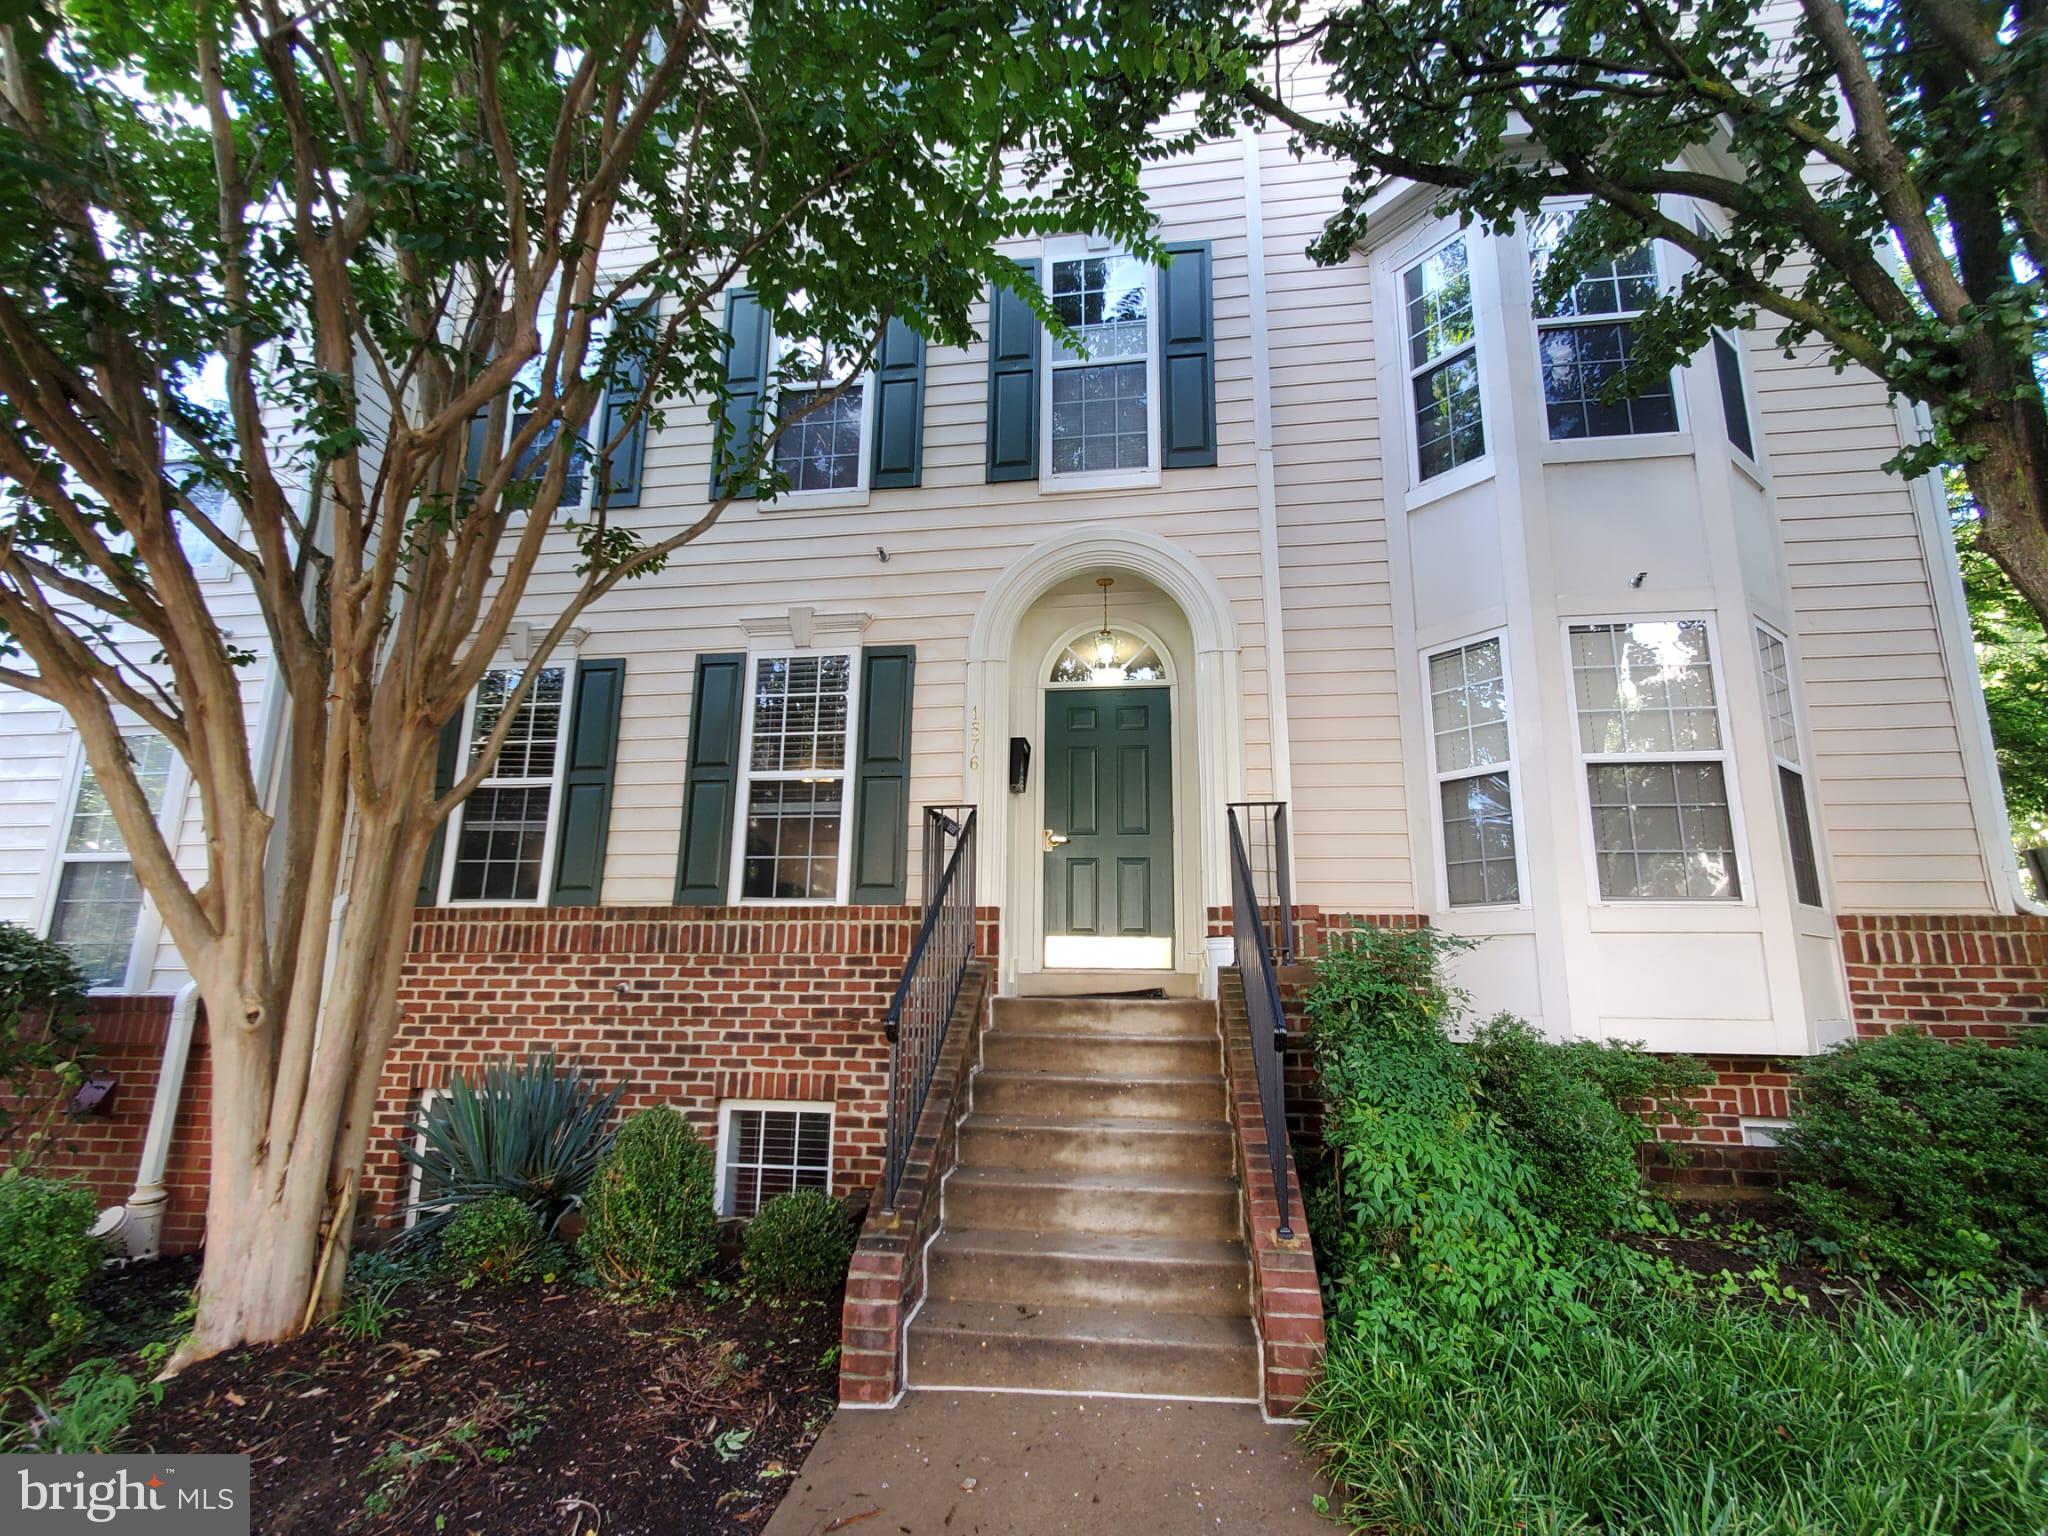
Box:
[126, 1258, 840, 1535]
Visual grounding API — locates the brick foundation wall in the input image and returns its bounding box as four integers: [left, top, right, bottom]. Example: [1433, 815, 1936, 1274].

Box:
[1839, 914, 2048, 1039]
[31, 995, 212, 1254]
[839, 962, 992, 1405]
[366, 905, 998, 1232]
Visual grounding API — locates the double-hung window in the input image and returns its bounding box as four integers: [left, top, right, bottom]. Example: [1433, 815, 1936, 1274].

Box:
[772, 329, 874, 499]
[1425, 637, 1521, 907]
[443, 665, 572, 903]
[716, 1101, 832, 1218]
[735, 651, 858, 902]
[1570, 620, 1742, 900]
[1402, 237, 1485, 482]
[1044, 241, 1158, 483]
[1529, 210, 1678, 440]
[47, 732, 176, 988]
[1756, 626, 1822, 906]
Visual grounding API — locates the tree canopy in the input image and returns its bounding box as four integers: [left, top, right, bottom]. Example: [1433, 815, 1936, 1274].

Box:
[1237, 0, 2048, 625]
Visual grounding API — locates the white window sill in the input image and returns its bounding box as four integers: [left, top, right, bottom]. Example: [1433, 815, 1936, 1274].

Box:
[1541, 432, 1694, 466]
[762, 488, 872, 512]
[441, 898, 550, 910]
[1404, 457, 1495, 512]
[1730, 451, 1767, 491]
[1039, 469, 1161, 496]
[735, 896, 847, 908]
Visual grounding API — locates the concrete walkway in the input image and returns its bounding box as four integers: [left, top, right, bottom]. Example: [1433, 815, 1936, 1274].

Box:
[764, 1391, 1331, 1536]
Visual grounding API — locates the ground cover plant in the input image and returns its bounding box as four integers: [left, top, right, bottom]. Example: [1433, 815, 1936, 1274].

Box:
[1782, 1027, 2048, 1283]
[1300, 922, 2048, 1535]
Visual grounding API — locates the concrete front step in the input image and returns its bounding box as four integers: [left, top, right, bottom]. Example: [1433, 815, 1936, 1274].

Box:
[926, 1228, 1252, 1314]
[956, 1111, 1234, 1175]
[907, 1302, 1260, 1399]
[943, 1165, 1241, 1239]
[973, 1068, 1226, 1122]
[980, 1028, 1221, 1076]
[990, 997, 1219, 1038]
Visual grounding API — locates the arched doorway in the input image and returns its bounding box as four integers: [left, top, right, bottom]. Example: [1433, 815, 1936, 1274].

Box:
[965, 527, 1244, 992]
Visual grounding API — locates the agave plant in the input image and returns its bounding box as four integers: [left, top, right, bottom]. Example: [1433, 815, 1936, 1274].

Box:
[398, 1051, 626, 1242]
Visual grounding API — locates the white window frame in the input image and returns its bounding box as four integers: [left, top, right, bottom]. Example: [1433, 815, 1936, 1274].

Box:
[39, 729, 185, 994]
[1039, 235, 1162, 494]
[1399, 230, 1489, 494]
[1420, 631, 1527, 911]
[1755, 620, 1826, 909]
[713, 1098, 834, 1219]
[403, 1087, 448, 1230]
[1564, 614, 1753, 906]
[1526, 204, 1685, 443]
[729, 647, 863, 906]
[765, 323, 876, 510]
[164, 463, 244, 584]
[438, 659, 577, 907]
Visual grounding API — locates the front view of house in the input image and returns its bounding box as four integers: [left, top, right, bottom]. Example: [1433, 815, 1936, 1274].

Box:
[9, 104, 2042, 1413]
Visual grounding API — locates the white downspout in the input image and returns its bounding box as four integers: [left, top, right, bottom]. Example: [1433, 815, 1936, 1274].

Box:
[94, 980, 201, 1260]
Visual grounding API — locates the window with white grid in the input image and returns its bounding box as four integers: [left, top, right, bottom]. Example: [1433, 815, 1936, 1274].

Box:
[1528, 208, 1678, 441]
[773, 328, 872, 496]
[1425, 637, 1521, 907]
[1402, 236, 1485, 482]
[46, 732, 175, 987]
[1756, 626, 1822, 907]
[717, 1102, 832, 1218]
[445, 665, 570, 903]
[1043, 240, 1158, 484]
[1570, 620, 1741, 900]
[736, 652, 857, 902]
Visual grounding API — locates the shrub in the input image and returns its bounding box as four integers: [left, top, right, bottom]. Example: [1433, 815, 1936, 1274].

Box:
[1781, 1028, 2048, 1281]
[439, 1195, 550, 1289]
[0, 1176, 104, 1376]
[742, 1190, 854, 1299]
[1467, 1014, 1708, 1233]
[0, 924, 92, 1174]
[579, 1107, 717, 1297]
[399, 1051, 625, 1242]
[1307, 1290, 2048, 1535]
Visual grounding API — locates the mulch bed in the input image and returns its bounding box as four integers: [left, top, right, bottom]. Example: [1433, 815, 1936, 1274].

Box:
[1620, 1197, 1931, 1317]
[133, 1263, 842, 1536]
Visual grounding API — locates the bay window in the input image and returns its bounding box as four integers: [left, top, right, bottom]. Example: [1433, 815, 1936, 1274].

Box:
[1425, 637, 1521, 907]
[1402, 236, 1485, 481]
[1570, 620, 1741, 901]
[1756, 625, 1822, 906]
[1529, 209, 1678, 440]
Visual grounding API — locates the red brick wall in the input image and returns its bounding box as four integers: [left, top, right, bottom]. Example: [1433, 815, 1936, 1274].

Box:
[1839, 913, 2048, 1039]
[366, 904, 999, 1232]
[31, 995, 212, 1254]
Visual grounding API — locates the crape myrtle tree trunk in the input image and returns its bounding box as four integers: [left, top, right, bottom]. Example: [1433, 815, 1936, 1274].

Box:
[0, 0, 1245, 1362]
[1228, 0, 2048, 624]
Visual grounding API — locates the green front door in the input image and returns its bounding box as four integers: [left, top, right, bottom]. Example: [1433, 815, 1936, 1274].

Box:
[1043, 687, 1173, 947]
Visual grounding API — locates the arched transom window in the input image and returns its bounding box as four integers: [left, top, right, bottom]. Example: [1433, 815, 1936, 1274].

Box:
[1049, 629, 1168, 687]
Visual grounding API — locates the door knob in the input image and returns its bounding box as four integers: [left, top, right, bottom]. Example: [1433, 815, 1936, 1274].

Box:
[1043, 829, 1070, 850]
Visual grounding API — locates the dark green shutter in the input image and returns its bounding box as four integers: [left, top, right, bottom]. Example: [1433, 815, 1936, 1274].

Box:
[870, 318, 926, 489]
[985, 259, 1040, 482]
[849, 645, 916, 904]
[1159, 241, 1217, 469]
[549, 659, 626, 906]
[416, 713, 467, 904]
[674, 652, 746, 904]
[597, 300, 653, 508]
[710, 291, 770, 500]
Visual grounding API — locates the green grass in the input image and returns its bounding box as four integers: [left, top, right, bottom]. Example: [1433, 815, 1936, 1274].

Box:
[1306, 1289, 2048, 1535]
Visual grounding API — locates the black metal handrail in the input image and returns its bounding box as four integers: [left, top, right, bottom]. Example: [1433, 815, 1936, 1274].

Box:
[882, 806, 978, 1212]
[1228, 801, 1296, 963]
[1227, 802, 1294, 1240]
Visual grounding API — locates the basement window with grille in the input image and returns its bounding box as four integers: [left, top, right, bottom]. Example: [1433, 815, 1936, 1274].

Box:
[715, 1101, 832, 1218]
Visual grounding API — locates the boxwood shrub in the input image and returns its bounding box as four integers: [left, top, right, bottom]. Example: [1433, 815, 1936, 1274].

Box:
[438, 1193, 549, 1289]
[0, 1176, 104, 1376]
[578, 1107, 717, 1297]
[742, 1189, 854, 1299]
